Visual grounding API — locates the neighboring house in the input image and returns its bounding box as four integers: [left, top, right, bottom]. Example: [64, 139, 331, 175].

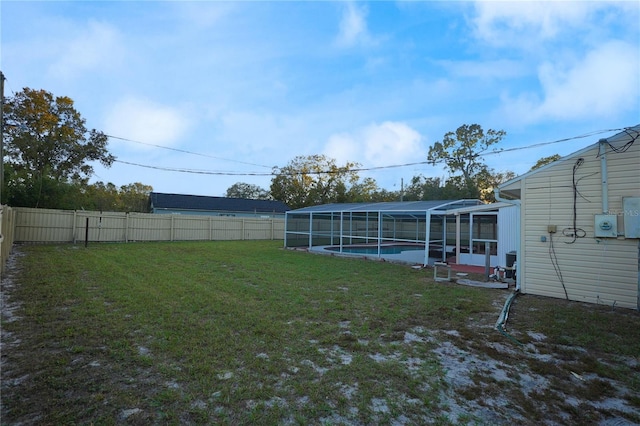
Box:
[496, 125, 640, 310]
[149, 192, 290, 218]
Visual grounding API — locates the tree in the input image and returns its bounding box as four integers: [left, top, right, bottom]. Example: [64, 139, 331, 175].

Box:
[270, 155, 368, 209]
[118, 182, 153, 212]
[474, 168, 516, 203]
[3, 88, 115, 207]
[225, 182, 272, 200]
[428, 124, 505, 187]
[426, 124, 506, 201]
[530, 154, 561, 171]
[403, 176, 445, 201]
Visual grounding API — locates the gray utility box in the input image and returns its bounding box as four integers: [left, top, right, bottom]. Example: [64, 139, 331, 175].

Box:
[623, 197, 640, 238]
[594, 214, 618, 238]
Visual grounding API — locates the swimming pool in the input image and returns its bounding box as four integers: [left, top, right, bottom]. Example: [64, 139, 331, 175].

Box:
[325, 245, 425, 255]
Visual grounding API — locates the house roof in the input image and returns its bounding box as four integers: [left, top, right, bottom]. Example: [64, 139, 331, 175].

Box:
[497, 124, 640, 200]
[150, 192, 290, 213]
[288, 199, 483, 215]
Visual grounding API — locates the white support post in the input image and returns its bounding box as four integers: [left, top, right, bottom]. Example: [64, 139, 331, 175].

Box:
[308, 213, 313, 249]
[340, 211, 344, 251]
[424, 211, 431, 266]
[377, 211, 382, 257]
[455, 213, 461, 265]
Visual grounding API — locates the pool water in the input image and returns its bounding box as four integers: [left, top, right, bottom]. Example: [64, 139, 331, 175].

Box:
[326, 245, 425, 255]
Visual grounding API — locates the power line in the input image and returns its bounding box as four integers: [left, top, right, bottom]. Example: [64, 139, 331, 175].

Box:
[111, 127, 630, 177]
[113, 159, 430, 176]
[480, 127, 626, 156]
[105, 134, 273, 169]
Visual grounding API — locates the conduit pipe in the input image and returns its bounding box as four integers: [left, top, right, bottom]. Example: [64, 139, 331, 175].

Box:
[495, 289, 523, 346]
[599, 139, 609, 214]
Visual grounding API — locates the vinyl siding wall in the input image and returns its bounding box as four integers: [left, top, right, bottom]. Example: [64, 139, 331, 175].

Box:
[519, 142, 640, 309]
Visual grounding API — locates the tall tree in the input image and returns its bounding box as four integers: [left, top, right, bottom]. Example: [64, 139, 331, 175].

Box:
[270, 155, 366, 209]
[427, 124, 506, 200]
[3, 88, 115, 206]
[427, 124, 505, 185]
[225, 182, 272, 200]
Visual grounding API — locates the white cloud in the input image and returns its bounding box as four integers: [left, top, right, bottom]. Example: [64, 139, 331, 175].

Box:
[324, 122, 425, 167]
[335, 2, 370, 48]
[49, 20, 126, 79]
[104, 97, 191, 147]
[436, 59, 528, 80]
[471, 1, 598, 47]
[501, 40, 640, 123]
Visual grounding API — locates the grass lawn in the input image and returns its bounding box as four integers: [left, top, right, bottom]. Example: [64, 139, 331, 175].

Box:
[1, 240, 639, 425]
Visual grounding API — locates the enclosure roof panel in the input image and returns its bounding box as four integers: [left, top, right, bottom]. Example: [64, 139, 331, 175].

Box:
[288, 199, 482, 214]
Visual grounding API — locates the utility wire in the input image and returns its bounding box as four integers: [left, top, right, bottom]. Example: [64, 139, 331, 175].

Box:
[113, 159, 430, 176]
[109, 127, 632, 177]
[106, 134, 273, 169]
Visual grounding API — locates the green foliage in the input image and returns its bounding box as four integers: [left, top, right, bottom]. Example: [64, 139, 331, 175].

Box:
[225, 182, 272, 200]
[427, 124, 505, 182]
[270, 155, 381, 208]
[3, 88, 115, 206]
[425, 124, 511, 202]
[530, 154, 562, 171]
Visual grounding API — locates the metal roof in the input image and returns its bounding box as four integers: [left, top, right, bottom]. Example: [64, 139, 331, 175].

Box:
[150, 192, 290, 213]
[287, 199, 483, 214]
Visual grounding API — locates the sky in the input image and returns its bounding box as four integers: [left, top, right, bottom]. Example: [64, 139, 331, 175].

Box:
[2, 1, 639, 198]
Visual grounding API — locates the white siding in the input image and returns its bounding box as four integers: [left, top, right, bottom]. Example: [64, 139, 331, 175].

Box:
[498, 205, 519, 266]
[519, 141, 640, 309]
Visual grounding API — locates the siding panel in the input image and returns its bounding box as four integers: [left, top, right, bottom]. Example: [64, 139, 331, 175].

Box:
[519, 141, 639, 309]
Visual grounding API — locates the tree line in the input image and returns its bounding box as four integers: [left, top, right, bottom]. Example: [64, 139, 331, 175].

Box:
[2, 87, 559, 211]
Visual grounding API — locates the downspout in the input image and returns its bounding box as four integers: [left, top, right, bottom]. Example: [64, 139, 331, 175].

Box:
[494, 188, 521, 291]
[599, 139, 609, 214]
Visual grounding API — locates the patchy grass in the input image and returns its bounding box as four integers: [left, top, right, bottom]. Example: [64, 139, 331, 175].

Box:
[1, 240, 639, 425]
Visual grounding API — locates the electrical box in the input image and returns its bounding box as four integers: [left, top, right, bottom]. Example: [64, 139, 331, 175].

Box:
[623, 197, 640, 238]
[594, 214, 618, 238]
[547, 225, 557, 233]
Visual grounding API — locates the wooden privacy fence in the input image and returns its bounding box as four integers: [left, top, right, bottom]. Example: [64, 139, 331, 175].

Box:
[1, 205, 17, 278]
[10, 207, 285, 244]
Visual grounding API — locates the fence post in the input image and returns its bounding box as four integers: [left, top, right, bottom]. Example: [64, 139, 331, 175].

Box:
[84, 217, 89, 248]
[125, 212, 129, 243]
[170, 215, 174, 242]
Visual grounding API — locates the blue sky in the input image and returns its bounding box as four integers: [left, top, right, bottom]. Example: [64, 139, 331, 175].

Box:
[2, 1, 639, 197]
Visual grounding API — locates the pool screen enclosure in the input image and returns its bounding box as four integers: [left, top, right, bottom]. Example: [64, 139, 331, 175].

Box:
[284, 200, 484, 265]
